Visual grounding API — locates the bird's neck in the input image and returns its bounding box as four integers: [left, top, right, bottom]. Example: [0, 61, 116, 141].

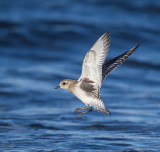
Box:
[67, 80, 78, 93]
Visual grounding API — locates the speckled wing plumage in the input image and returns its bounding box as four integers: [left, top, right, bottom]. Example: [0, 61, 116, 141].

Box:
[102, 44, 140, 82]
[77, 32, 139, 116]
[77, 32, 111, 115]
[78, 32, 110, 89]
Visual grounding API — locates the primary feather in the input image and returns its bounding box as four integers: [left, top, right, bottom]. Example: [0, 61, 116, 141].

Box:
[78, 32, 110, 89]
[102, 44, 140, 82]
[56, 32, 139, 118]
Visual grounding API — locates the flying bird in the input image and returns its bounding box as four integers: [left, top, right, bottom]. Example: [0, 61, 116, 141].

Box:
[55, 32, 139, 118]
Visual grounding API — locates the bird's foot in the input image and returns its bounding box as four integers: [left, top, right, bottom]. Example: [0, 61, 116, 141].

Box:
[74, 107, 80, 113]
[76, 107, 92, 118]
[74, 107, 88, 113]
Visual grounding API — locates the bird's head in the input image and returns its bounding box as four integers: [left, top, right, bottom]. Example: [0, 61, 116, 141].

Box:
[54, 79, 73, 90]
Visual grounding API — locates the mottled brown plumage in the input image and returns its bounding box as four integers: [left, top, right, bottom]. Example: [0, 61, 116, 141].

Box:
[55, 32, 139, 118]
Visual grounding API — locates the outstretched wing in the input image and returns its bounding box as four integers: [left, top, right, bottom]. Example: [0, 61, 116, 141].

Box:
[78, 32, 110, 89]
[102, 44, 140, 82]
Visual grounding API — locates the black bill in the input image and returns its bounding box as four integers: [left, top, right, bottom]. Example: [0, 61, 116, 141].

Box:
[54, 85, 60, 89]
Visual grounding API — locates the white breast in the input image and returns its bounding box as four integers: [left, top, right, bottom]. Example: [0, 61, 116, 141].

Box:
[73, 87, 91, 106]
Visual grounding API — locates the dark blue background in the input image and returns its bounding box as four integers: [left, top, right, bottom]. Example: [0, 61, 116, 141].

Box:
[0, 0, 160, 151]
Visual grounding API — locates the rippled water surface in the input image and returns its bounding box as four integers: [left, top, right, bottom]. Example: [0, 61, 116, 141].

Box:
[0, 0, 160, 151]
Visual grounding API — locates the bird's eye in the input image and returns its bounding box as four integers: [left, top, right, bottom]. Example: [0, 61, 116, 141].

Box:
[62, 82, 66, 85]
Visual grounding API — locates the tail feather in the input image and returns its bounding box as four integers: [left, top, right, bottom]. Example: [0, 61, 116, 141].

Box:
[104, 108, 111, 116]
[90, 99, 111, 116]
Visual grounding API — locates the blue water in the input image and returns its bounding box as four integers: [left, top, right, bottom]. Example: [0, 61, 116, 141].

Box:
[0, 0, 160, 151]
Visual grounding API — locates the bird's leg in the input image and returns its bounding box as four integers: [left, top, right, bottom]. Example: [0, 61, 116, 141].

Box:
[77, 107, 92, 119]
[74, 107, 88, 113]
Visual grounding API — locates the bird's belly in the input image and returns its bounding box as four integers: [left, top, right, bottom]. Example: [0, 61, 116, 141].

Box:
[73, 89, 91, 106]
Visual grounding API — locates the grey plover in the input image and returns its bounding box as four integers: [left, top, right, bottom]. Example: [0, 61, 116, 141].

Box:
[55, 32, 139, 118]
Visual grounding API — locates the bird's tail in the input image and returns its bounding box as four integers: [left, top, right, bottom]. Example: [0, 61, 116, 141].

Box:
[90, 99, 111, 116]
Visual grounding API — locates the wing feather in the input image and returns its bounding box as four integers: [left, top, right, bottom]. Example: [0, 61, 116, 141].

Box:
[102, 44, 140, 82]
[78, 32, 110, 88]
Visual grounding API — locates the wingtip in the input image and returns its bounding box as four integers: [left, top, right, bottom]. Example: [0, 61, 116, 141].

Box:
[134, 42, 142, 49]
[104, 31, 110, 35]
[131, 43, 140, 51]
[102, 31, 110, 42]
[135, 43, 140, 48]
[106, 31, 110, 34]
[101, 31, 110, 38]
